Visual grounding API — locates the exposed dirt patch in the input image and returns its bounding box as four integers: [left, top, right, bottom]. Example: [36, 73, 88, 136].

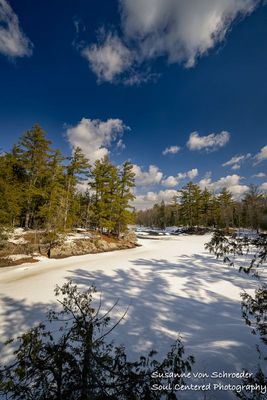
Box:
[0, 230, 138, 266]
[50, 235, 137, 259]
[0, 257, 39, 268]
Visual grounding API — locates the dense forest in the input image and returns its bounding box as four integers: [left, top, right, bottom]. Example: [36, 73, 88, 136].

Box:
[0, 125, 135, 236]
[136, 182, 267, 231]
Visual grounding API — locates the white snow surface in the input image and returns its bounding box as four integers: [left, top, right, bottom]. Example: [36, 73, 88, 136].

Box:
[0, 234, 265, 399]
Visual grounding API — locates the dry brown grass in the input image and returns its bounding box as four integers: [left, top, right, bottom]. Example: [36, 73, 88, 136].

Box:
[100, 234, 118, 243]
[0, 257, 38, 268]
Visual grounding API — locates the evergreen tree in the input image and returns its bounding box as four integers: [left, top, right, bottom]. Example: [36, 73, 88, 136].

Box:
[39, 150, 66, 231]
[79, 189, 93, 228]
[179, 182, 202, 227]
[114, 161, 135, 236]
[200, 188, 213, 226]
[217, 188, 234, 228]
[2, 123, 266, 236]
[242, 185, 265, 232]
[156, 201, 167, 230]
[17, 125, 52, 229]
[63, 147, 90, 230]
[90, 156, 119, 233]
[0, 151, 23, 227]
[209, 195, 221, 228]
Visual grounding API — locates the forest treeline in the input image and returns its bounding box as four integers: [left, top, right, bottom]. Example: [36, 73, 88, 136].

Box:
[0, 125, 135, 236]
[136, 182, 267, 231]
[1, 125, 267, 237]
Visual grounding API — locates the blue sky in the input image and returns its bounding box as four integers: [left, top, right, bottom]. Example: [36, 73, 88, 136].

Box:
[0, 0, 266, 208]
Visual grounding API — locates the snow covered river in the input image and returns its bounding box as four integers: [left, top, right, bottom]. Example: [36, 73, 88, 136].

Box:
[0, 235, 264, 399]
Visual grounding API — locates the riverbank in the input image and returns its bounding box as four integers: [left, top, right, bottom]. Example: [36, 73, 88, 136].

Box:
[0, 229, 138, 267]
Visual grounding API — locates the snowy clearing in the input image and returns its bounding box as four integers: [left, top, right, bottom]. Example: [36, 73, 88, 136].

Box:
[0, 234, 264, 399]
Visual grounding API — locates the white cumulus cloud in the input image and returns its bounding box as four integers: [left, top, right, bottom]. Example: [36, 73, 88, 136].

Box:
[82, 32, 133, 83]
[199, 174, 249, 198]
[66, 117, 129, 163]
[187, 168, 199, 180]
[161, 176, 179, 187]
[133, 189, 178, 210]
[162, 145, 180, 155]
[0, 0, 33, 58]
[254, 145, 267, 164]
[132, 164, 163, 186]
[83, 0, 261, 83]
[162, 168, 198, 187]
[187, 131, 230, 151]
[252, 172, 266, 178]
[222, 153, 251, 169]
[260, 182, 267, 191]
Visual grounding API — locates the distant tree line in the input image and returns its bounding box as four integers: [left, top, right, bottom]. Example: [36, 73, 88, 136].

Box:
[136, 182, 267, 231]
[0, 125, 135, 236]
[1, 125, 266, 236]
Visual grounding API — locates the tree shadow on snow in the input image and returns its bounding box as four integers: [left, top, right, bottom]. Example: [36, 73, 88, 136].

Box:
[0, 295, 54, 361]
[0, 251, 262, 400]
[64, 252, 260, 376]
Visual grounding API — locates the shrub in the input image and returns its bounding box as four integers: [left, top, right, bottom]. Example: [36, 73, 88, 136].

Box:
[0, 281, 194, 400]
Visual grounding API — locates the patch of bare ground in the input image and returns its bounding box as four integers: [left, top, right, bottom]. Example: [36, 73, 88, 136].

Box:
[0, 256, 38, 268]
[0, 229, 138, 266]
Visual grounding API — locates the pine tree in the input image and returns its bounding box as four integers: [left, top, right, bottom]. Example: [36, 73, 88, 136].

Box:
[156, 201, 167, 230]
[242, 185, 265, 232]
[39, 150, 66, 231]
[16, 125, 52, 229]
[209, 195, 221, 228]
[88, 158, 135, 235]
[217, 188, 234, 229]
[114, 161, 135, 236]
[179, 182, 202, 227]
[200, 188, 212, 226]
[63, 147, 90, 230]
[0, 151, 23, 227]
[90, 156, 119, 233]
[79, 189, 93, 229]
